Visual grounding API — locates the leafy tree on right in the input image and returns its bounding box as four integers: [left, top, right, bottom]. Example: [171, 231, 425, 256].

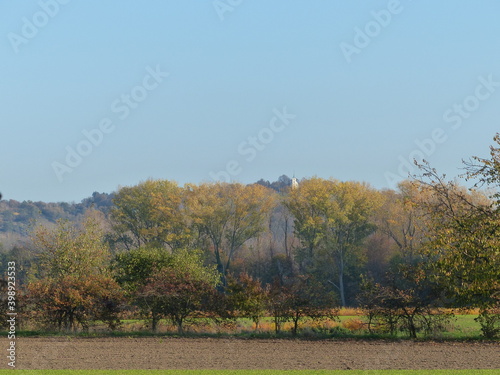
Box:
[413, 134, 500, 338]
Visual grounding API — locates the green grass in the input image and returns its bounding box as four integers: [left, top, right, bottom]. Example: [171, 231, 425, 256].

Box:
[8, 314, 494, 341]
[0, 370, 498, 375]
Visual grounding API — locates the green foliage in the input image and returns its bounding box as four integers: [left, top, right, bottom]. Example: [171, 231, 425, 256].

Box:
[475, 307, 500, 339]
[138, 269, 216, 334]
[166, 249, 220, 287]
[111, 246, 173, 293]
[125, 248, 220, 333]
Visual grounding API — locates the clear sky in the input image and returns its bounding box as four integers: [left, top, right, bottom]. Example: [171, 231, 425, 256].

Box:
[2, 1, 500, 202]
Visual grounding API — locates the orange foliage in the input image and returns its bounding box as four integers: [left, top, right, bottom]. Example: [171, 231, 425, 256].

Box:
[342, 318, 365, 331]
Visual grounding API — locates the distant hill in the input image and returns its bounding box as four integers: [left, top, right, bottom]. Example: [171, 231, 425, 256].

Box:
[0, 192, 115, 248]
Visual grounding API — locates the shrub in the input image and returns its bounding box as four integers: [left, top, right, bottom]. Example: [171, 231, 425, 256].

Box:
[25, 274, 124, 332]
[137, 268, 217, 334]
[225, 273, 268, 330]
[475, 307, 500, 339]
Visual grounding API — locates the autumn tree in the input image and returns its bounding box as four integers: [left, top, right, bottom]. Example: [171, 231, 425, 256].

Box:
[32, 218, 110, 279]
[284, 275, 337, 336]
[277, 204, 299, 260]
[26, 218, 124, 331]
[375, 181, 428, 262]
[111, 179, 192, 250]
[185, 182, 276, 284]
[225, 272, 268, 330]
[283, 178, 328, 267]
[365, 182, 431, 285]
[27, 274, 124, 331]
[284, 178, 382, 306]
[267, 274, 336, 335]
[267, 279, 292, 333]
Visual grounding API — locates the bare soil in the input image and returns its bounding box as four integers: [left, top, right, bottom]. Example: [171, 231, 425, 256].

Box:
[7, 337, 500, 370]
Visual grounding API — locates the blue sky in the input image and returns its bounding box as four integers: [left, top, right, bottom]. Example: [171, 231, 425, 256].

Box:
[1, 1, 500, 202]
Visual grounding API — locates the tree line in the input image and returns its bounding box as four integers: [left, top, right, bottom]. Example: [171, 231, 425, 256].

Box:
[1, 136, 500, 338]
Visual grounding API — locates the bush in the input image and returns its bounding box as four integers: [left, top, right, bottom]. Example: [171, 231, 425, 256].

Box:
[225, 273, 268, 330]
[25, 274, 125, 332]
[475, 307, 500, 339]
[358, 277, 453, 338]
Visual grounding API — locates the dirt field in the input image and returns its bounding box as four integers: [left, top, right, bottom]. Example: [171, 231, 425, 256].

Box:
[8, 337, 500, 370]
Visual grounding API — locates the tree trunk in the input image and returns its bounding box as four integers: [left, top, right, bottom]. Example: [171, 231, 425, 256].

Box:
[283, 216, 290, 259]
[253, 317, 260, 331]
[152, 313, 159, 333]
[292, 313, 300, 336]
[214, 247, 227, 287]
[274, 315, 281, 333]
[338, 252, 346, 307]
[408, 316, 417, 338]
[406, 310, 417, 339]
[177, 320, 184, 335]
[339, 269, 346, 307]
